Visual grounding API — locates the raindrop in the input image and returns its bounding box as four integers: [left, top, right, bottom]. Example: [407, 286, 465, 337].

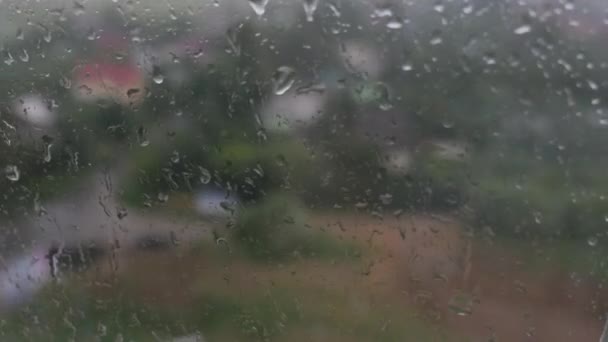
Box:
[328, 3, 341, 17]
[401, 63, 413, 72]
[374, 82, 392, 111]
[386, 19, 403, 29]
[42, 26, 52, 43]
[272, 66, 296, 95]
[5, 165, 20, 182]
[158, 192, 169, 203]
[86, 27, 97, 41]
[153, 74, 164, 84]
[34, 192, 46, 216]
[19, 49, 29, 63]
[43, 144, 53, 163]
[137, 126, 149, 147]
[78, 84, 93, 96]
[59, 75, 72, 89]
[127, 88, 140, 98]
[199, 167, 212, 184]
[296, 82, 326, 94]
[462, 5, 473, 14]
[448, 292, 473, 316]
[169, 8, 178, 20]
[430, 30, 442, 45]
[302, 0, 319, 22]
[152, 66, 164, 84]
[514, 25, 531, 35]
[3, 50, 15, 65]
[483, 53, 496, 65]
[374, 8, 393, 18]
[379, 193, 393, 205]
[588, 236, 598, 247]
[170, 150, 180, 164]
[16, 28, 24, 40]
[433, 3, 445, 13]
[248, 0, 269, 16]
[442, 120, 455, 129]
[117, 207, 128, 220]
[73, 1, 86, 15]
[226, 26, 241, 56]
[533, 212, 542, 224]
[97, 323, 107, 337]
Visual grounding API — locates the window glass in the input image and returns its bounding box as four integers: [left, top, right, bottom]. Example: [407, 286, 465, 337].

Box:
[1, 0, 607, 340]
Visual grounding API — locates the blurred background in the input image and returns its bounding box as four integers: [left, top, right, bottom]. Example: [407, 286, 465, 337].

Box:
[1, 0, 608, 340]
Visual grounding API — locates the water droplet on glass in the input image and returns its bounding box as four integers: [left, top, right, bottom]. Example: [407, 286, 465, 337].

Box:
[19, 49, 29, 63]
[16, 28, 24, 40]
[401, 63, 413, 72]
[152, 66, 164, 84]
[514, 25, 531, 35]
[248, 0, 269, 16]
[226, 26, 241, 56]
[43, 144, 53, 163]
[152, 74, 165, 84]
[379, 193, 393, 205]
[59, 75, 72, 89]
[97, 323, 107, 337]
[170, 150, 180, 164]
[588, 80, 599, 91]
[433, 3, 445, 13]
[483, 54, 497, 65]
[169, 8, 178, 20]
[158, 192, 169, 203]
[462, 5, 473, 14]
[5, 165, 20, 182]
[430, 30, 443, 45]
[442, 120, 455, 129]
[533, 212, 542, 224]
[588, 236, 598, 247]
[448, 292, 473, 316]
[3, 51, 15, 65]
[127, 88, 140, 98]
[34, 192, 46, 216]
[42, 27, 52, 43]
[374, 82, 392, 111]
[137, 126, 149, 147]
[374, 8, 393, 17]
[302, 0, 319, 22]
[73, 1, 86, 15]
[199, 167, 212, 184]
[272, 66, 296, 95]
[117, 207, 128, 220]
[386, 19, 403, 29]
[86, 27, 97, 41]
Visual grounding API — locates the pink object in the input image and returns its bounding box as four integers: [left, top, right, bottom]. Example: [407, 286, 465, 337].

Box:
[73, 62, 146, 106]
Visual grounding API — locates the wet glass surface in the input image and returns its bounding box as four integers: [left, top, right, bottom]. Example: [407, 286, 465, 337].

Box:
[1, 0, 608, 340]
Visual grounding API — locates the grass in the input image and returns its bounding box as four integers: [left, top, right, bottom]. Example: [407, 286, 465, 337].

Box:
[0, 243, 457, 342]
[479, 234, 608, 281]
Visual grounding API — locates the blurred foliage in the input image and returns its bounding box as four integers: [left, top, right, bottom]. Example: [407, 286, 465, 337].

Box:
[233, 193, 360, 261]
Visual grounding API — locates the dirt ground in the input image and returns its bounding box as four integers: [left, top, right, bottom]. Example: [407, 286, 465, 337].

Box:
[87, 213, 607, 341]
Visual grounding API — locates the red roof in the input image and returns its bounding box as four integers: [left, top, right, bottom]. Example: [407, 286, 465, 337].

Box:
[75, 63, 143, 88]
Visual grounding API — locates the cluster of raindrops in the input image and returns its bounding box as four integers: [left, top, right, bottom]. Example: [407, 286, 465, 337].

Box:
[248, 0, 320, 21]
